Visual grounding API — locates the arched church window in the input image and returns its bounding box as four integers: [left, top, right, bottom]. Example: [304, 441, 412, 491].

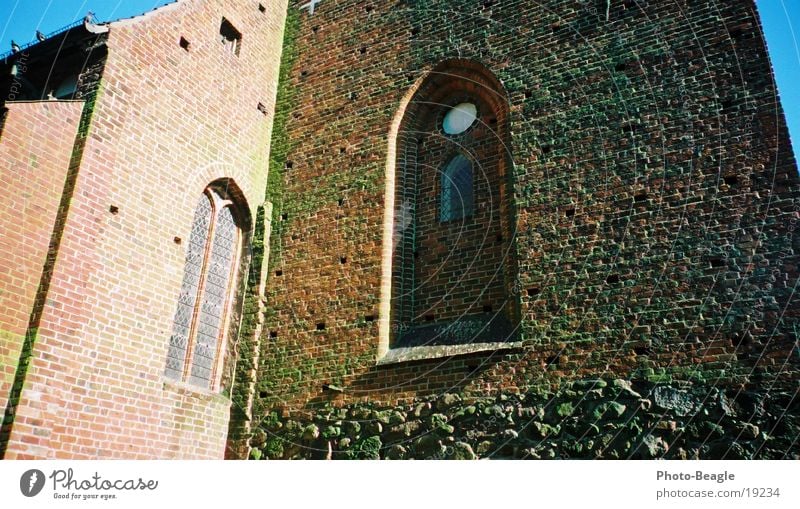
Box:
[164, 186, 244, 390]
[388, 60, 519, 350]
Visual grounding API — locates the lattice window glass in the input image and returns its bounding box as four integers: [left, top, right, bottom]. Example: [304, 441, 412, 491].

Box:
[440, 154, 474, 222]
[189, 206, 237, 388]
[165, 194, 212, 380]
[165, 189, 241, 390]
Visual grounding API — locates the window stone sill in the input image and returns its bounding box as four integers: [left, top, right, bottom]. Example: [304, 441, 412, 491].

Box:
[376, 341, 523, 365]
[161, 377, 231, 405]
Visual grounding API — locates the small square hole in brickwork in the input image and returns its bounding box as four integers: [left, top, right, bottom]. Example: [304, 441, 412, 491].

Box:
[483, 304, 493, 313]
[259, 391, 269, 398]
[179, 37, 190, 51]
[709, 257, 725, 268]
[723, 175, 738, 186]
[312, 25, 320, 34]
[541, 145, 552, 154]
[410, 27, 420, 36]
[285, 161, 293, 170]
[300, 70, 309, 78]
[269, 330, 278, 339]
[340, 147, 347, 154]
[483, 0, 495, 8]
[340, 256, 347, 264]
[258, 3, 266, 13]
[109, 205, 119, 215]
[720, 99, 734, 113]
[565, 208, 575, 218]
[489, 117, 497, 125]
[365, 5, 374, 13]
[495, 233, 504, 244]
[527, 287, 540, 297]
[633, 345, 651, 356]
[281, 213, 288, 221]
[545, 355, 559, 366]
[424, 314, 435, 322]
[359, 46, 368, 55]
[365, 315, 375, 322]
[219, 18, 242, 57]
[275, 269, 283, 276]
[615, 62, 627, 72]
[338, 198, 345, 207]
[606, 273, 620, 284]
[634, 192, 648, 203]
[348, 91, 358, 101]
[316, 322, 326, 331]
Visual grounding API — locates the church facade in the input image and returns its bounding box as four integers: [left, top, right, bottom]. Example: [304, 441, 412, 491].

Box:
[1, 0, 798, 460]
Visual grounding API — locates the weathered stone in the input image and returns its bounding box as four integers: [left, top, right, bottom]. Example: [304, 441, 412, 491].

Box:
[612, 379, 642, 399]
[638, 434, 669, 458]
[413, 402, 432, 418]
[438, 393, 461, 410]
[414, 434, 445, 459]
[592, 401, 627, 420]
[652, 386, 697, 416]
[450, 442, 476, 460]
[384, 444, 407, 460]
[321, 425, 341, 439]
[365, 421, 383, 435]
[737, 422, 759, 440]
[352, 436, 382, 460]
[349, 408, 371, 420]
[476, 440, 496, 456]
[388, 411, 406, 426]
[573, 379, 608, 391]
[342, 420, 361, 436]
[302, 423, 319, 441]
[556, 402, 575, 417]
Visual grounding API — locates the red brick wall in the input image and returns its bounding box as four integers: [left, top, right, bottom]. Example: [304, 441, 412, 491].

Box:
[256, 0, 799, 419]
[0, 101, 83, 418]
[2, 0, 286, 459]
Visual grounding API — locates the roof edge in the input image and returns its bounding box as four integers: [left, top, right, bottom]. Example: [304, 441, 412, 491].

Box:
[109, 0, 187, 28]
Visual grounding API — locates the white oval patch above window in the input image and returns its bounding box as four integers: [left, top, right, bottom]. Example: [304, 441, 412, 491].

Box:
[442, 102, 477, 135]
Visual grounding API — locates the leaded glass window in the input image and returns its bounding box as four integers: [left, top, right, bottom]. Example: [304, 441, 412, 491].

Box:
[165, 188, 241, 390]
[440, 153, 474, 222]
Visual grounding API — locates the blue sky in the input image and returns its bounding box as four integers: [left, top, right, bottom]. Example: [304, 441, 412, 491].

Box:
[0, 1, 798, 157]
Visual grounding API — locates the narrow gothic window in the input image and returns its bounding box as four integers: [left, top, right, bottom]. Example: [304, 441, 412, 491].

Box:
[390, 60, 519, 349]
[165, 187, 243, 390]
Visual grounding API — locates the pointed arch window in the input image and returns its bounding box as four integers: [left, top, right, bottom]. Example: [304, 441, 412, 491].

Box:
[165, 187, 243, 390]
[440, 153, 474, 222]
[385, 60, 520, 353]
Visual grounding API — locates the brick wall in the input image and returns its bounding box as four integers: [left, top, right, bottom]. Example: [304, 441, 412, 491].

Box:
[255, 0, 799, 428]
[0, 101, 84, 419]
[2, 0, 287, 459]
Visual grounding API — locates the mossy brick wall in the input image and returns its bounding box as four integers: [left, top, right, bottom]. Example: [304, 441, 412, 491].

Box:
[255, 0, 799, 434]
[2, 0, 287, 459]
